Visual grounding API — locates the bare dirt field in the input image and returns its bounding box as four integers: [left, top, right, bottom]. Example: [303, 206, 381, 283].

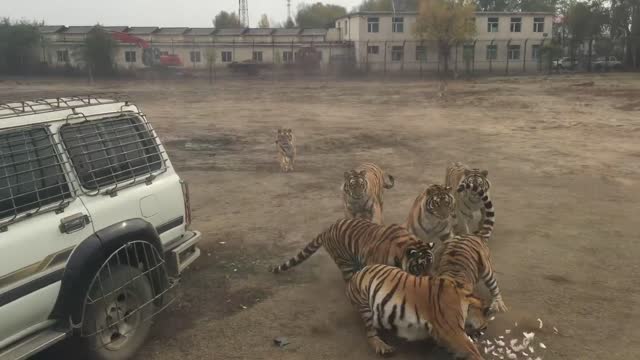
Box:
[3, 73, 639, 360]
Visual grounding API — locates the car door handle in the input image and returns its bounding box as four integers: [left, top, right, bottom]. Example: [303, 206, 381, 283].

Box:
[59, 213, 91, 234]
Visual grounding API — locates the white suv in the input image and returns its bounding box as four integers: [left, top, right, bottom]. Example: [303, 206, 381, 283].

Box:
[0, 95, 201, 360]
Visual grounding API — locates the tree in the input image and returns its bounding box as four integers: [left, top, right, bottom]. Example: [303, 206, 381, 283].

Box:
[258, 14, 271, 28]
[358, 0, 419, 10]
[285, 17, 296, 28]
[83, 27, 116, 77]
[611, 0, 640, 67]
[566, 0, 608, 70]
[213, 11, 243, 28]
[295, 3, 347, 28]
[414, 0, 476, 74]
[0, 19, 41, 75]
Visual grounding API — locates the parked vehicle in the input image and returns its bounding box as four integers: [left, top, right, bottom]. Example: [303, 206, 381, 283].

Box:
[592, 56, 622, 70]
[0, 95, 201, 360]
[552, 57, 578, 70]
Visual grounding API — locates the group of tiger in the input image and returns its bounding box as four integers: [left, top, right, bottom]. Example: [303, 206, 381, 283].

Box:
[272, 129, 507, 359]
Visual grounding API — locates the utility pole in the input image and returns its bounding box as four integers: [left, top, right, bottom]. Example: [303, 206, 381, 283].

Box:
[239, 0, 249, 27]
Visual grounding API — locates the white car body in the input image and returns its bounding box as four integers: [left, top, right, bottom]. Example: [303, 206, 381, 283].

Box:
[0, 95, 201, 359]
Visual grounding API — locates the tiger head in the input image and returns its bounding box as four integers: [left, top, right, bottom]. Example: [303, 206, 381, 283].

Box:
[343, 170, 368, 199]
[395, 240, 435, 276]
[276, 128, 294, 144]
[461, 169, 491, 198]
[465, 296, 497, 340]
[424, 184, 455, 219]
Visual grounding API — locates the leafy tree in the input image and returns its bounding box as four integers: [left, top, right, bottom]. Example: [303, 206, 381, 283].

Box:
[358, 0, 419, 10]
[83, 27, 116, 77]
[414, 0, 476, 74]
[295, 3, 347, 28]
[0, 19, 41, 75]
[518, 0, 558, 12]
[476, 0, 509, 11]
[566, 0, 609, 69]
[258, 14, 271, 28]
[285, 17, 296, 28]
[611, 0, 640, 67]
[213, 11, 243, 28]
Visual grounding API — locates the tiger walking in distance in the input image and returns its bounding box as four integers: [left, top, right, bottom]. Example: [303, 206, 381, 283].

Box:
[445, 162, 493, 234]
[346, 264, 495, 359]
[403, 184, 457, 244]
[269, 218, 433, 281]
[342, 162, 395, 224]
[275, 128, 296, 172]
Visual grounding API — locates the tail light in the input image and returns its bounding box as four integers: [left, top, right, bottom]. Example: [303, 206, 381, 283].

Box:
[180, 179, 192, 228]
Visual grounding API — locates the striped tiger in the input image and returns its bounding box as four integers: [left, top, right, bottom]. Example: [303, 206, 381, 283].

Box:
[346, 264, 495, 359]
[431, 182, 505, 313]
[403, 184, 456, 244]
[275, 128, 296, 172]
[445, 162, 493, 234]
[342, 162, 395, 224]
[269, 218, 433, 281]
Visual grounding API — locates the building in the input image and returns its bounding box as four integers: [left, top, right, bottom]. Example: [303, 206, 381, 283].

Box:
[37, 10, 554, 75]
[38, 26, 350, 72]
[334, 11, 554, 72]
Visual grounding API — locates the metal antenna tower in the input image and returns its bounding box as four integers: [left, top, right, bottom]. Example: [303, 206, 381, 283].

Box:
[287, 0, 292, 20]
[239, 0, 249, 27]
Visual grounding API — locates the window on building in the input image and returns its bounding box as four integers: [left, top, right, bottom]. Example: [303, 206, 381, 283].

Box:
[56, 50, 69, 63]
[125, 51, 137, 63]
[486, 45, 497, 60]
[253, 51, 263, 62]
[283, 51, 294, 63]
[533, 17, 545, 32]
[508, 45, 521, 60]
[487, 17, 499, 32]
[367, 45, 379, 55]
[391, 46, 403, 61]
[368, 17, 379, 33]
[392, 17, 404, 33]
[531, 44, 541, 60]
[221, 51, 232, 62]
[416, 46, 427, 61]
[510, 17, 522, 32]
[463, 44, 475, 60]
[190, 51, 201, 63]
[160, 51, 169, 56]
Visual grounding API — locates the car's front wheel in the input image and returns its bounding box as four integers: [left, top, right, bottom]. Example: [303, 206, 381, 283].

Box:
[82, 264, 154, 360]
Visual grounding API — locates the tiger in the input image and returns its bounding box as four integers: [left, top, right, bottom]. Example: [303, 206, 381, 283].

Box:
[269, 218, 433, 281]
[275, 128, 296, 172]
[432, 184, 506, 314]
[342, 162, 395, 224]
[346, 264, 495, 359]
[403, 184, 456, 244]
[445, 162, 493, 234]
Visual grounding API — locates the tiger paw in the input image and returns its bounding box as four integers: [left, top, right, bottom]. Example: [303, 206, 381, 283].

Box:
[491, 296, 508, 313]
[368, 336, 394, 356]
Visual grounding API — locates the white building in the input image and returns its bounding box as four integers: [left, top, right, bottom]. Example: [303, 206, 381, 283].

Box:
[334, 11, 554, 72]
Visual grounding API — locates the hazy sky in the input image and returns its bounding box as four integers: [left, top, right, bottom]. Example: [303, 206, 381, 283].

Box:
[5, 0, 364, 28]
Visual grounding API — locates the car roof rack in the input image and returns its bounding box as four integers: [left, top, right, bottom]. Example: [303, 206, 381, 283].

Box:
[0, 93, 131, 120]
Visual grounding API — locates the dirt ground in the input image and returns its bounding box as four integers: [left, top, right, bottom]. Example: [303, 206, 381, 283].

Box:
[3, 73, 640, 360]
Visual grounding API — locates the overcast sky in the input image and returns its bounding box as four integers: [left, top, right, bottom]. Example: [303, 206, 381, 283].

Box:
[5, 0, 364, 28]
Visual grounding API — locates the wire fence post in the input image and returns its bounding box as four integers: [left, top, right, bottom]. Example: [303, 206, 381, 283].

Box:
[523, 39, 528, 73]
[538, 38, 545, 73]
[365, 40, 370, 74]
[489, 39, 494, 73]
[472, 40, 477, 74]
[454, 43, 459, 75]
[505, 39, 512, 75]
[401, 40, 406, 73]
[420, 39, 424, 79]
[383, 41, 388, 77]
